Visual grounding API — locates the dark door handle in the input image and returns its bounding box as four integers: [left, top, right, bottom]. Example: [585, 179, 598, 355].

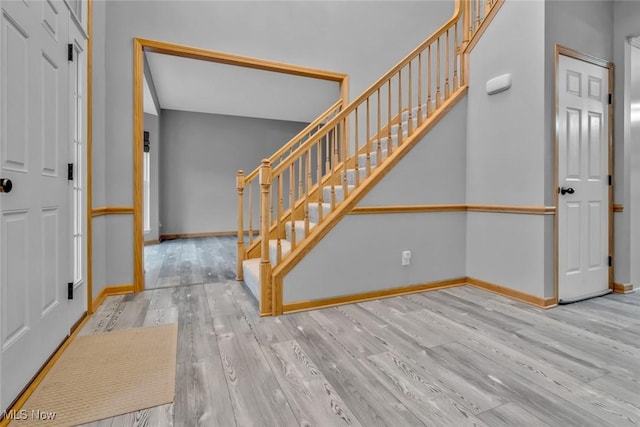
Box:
[0, 178, 12, 193]
[560, 186, 574, 195]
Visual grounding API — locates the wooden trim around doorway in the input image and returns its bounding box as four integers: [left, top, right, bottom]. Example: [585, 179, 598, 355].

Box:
[133, 38, 349, 294]
[554, 45, 614, 303]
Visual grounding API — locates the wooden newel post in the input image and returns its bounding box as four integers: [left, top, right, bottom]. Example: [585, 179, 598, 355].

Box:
[259, 159, 273, 315]
[236, 170, 245, 280]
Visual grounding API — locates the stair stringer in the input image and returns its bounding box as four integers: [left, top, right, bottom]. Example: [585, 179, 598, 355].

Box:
[270, 86, 469, 314]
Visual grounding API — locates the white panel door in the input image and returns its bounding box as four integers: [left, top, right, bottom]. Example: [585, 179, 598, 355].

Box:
[558, 54, 609, 302]
[0, 0, 70, 410]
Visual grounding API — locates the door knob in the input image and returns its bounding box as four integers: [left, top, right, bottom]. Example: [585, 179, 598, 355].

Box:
[0, 178, 12, 193]
[559, 186, 574, 195]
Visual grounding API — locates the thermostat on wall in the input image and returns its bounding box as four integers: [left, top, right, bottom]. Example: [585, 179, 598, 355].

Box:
[486, 73, 512, 95]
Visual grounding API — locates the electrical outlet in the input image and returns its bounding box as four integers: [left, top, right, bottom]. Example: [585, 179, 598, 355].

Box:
[402, 250, 411, 266]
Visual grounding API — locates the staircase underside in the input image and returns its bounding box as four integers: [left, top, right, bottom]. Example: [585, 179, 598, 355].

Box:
[243, 87, 469, 313]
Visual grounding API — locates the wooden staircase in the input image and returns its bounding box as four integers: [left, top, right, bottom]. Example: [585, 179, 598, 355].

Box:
[237, 0, 504, 316]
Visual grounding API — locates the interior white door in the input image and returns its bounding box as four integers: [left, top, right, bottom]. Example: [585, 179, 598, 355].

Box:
[0, 0, 70, 410]
[558, 54, 610, 303]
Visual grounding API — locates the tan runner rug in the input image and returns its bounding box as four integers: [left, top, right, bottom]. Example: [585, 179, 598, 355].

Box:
[15, 323, 178, 426]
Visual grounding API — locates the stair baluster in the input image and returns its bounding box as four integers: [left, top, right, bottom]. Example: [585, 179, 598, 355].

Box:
[366, 99, 372, 175]
[418, 53, 423, 126]
[398, 72, 403, 146]
[289, 163, 296, 251]
[305, 150, 311, 237]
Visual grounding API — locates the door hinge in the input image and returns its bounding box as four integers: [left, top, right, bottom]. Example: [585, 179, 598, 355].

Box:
[609, 175, 612, 186]
[68, 44, 74, 62]
[68, 163, 74, 181]
[608, 93, 612, 105]
[608, 256, 612, 267]
[68, 282, 74, 300]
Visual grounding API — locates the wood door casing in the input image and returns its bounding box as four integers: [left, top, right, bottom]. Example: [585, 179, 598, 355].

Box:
[557, 53, 610, 302]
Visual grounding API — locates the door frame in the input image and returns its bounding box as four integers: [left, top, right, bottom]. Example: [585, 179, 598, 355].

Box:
[132, 38, 349, 292]
[553, 45, 614, 303]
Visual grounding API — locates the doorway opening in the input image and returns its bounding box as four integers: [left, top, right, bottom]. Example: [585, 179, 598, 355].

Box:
[133, 38, 348, 292]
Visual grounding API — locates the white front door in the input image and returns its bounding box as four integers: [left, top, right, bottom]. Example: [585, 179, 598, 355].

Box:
[0, 0, 70, 410]
[558, 54, 610, 302]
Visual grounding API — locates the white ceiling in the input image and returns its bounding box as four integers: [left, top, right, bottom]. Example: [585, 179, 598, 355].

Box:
[144, 52, 340, 123]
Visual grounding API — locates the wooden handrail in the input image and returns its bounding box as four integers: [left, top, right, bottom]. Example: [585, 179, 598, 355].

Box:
[272, 5, 463, 176]
[244, 99, 342, 182]
[236, 0, 504, 315]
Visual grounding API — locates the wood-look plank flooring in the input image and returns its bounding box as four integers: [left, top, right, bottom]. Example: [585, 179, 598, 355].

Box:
[77, 281, 640, 427]
[144, 237, 237, 289]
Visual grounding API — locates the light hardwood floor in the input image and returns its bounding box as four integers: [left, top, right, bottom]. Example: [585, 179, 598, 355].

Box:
[77, 281, 640, 427]
[144, 237, 237, 289]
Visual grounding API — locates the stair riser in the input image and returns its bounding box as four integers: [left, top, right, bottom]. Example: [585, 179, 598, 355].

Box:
[308, 204, 332, 224]
[391, 118, 417, 135]
[241, 259, 261, 301]
[375, 133, 404, 151]
[269, 241, 291, 266]
[322, 185, 352, 204]
[342, 168, 369, 186]
[357, 150, 390, 168]
[401, 104, 428, 122]
[284, 222, 315, 241]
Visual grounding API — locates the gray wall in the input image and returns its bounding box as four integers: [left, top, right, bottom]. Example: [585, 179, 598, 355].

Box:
[285, 100, 467, 302]
[91, 0, 107, 300]
[613, 1, 640, 286]
[359, 99, 467, 206]
[159, 110, 307, 235]
[466, 0, 549, 298]
[144, 113, 160, 242]
[93, 0, 454, 288]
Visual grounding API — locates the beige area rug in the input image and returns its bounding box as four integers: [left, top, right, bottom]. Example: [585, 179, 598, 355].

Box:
[15, 323, 178, 426]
